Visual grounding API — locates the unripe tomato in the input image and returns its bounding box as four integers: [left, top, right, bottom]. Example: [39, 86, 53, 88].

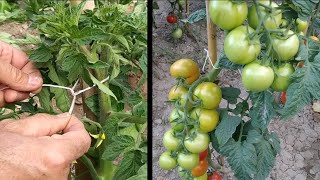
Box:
[191, 108, 219, 133]
[162, 129, 180, 151]
[280, 19, 288, 27]
[169, 109, 185, 131]
[172, 28, 183, 39]
[271, 63, 294, 92]
[241, 62, 274, 92]
[170, 59, 200, 84]
[224, 26, 261, 65]
[194, 173, 208, 180]
[167, 14, 177, 24]
[192, 160, 208, 177]
[272, 29, 299, 61]
[199, 149, 208, 161]
[178, 0, 186, 7]
[248, 1, 282, 29]
[193, 82, 222, 109]
[208, 0, 248, 30]
[168, 85, 188, 100]
[168, 85, 191, 110]
[296, 18, 308, 32]
[159, 151, 177, 170]
[184, 131, 210, 153]
[208, 172, 222, 180]
[177, 153, 199, 170]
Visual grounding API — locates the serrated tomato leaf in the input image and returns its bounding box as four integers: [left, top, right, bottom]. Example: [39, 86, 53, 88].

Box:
[220, 139, 257, 180]
[246, 129, 263, 144]
[102, 135, 135, 161]
[215, 111, 241, 147]
[221, 87, 241, 104]
[249, 91, 277, 129]
[29, 45, 53, 62]
[254, 139, 277, 180]
[89, 73, 118, 101]
[113, 150, 144, 180]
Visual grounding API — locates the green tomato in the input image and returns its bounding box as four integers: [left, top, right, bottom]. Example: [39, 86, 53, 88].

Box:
[159, 151, 177, 170]
[296, 18, 308, 33]
[241, 62, 274, 92]
[178, 0, 186, 7]
[190, 108, 219, 133]
[271, 63, 294, 92]
[280, 19, 288, 27]
[177, 153, 199, 170]
[184, 131, 210, 154]
[193, 82, 222, 109]
[208, 0, 248, 30]
[224, 26, 261, 65]
[248, 1, 282, 29]
[194, 173, 208, 180]
[172, 28, 183, 39]
[272, 29, 299, 61]
[163, 129, 180, 151]
[169, 109, 185, 131]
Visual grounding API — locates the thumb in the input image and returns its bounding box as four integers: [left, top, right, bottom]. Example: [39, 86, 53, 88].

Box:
[0, 62, 42, 91]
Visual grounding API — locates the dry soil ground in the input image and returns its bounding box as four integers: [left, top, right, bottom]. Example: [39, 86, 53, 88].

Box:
[152, 1, 320, 180]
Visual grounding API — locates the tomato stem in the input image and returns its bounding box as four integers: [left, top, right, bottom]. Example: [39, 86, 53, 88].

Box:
[79, 155, 101, 180]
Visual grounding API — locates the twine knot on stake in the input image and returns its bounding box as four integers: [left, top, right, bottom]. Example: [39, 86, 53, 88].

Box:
[202, 48, 219, 72]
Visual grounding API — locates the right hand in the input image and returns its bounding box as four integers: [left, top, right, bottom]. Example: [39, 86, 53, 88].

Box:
[0, 113, 91, 180]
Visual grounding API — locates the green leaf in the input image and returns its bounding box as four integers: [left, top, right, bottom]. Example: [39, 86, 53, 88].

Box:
[37, 87, 53, 113]
[292, 0, 317, 21]
[113, 150, 144, 180]
[29, 45, 53, 62]
[282, 54, 320, 119]
[126, 164, 147, 180]
[181, 8, 206, 24]
[87, 60, 109, 69]
[265, 132, 281, 154]
[102, 135, 135, 161]
[73, 27, 106, 45]
[254, 139, 277, 180]
[215, 111, 241, 147]
[47, 64, 70, 112]
[220, 139, 257, 180]
[232, 101, 249, 115]
[249, 91, 277, 129]
[109, 33, 130, 51]
[221, 87, 241, 104]
[119, 124, 139, 141]
[85, 95, 99, 116]
[89, 73, 118, 101]
[246, 129, 263, 144]
[61, 53, 85, 71]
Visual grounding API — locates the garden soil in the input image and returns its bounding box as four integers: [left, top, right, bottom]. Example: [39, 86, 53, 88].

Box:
[152, 1, 320, 180]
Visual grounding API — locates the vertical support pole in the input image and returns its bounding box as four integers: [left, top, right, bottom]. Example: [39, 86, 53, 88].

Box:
[205, 1, 217, 69]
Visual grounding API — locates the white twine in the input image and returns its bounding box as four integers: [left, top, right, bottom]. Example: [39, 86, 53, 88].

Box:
[0, 77, 110, 114]
[202, 48, 219, 72]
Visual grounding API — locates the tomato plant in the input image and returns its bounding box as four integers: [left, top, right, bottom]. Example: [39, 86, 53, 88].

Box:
[159, 0, 320, 179]
[0, 1, 147, 180]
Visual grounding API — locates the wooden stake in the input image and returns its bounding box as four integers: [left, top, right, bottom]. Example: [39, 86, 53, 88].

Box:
[205, 1, 217, 69]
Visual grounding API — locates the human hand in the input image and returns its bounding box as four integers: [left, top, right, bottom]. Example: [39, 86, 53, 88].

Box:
[0, 113, 91, 180]
[0, 41, 43, 107]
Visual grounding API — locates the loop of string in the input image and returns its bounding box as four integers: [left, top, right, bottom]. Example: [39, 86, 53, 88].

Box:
[0, 77, 110, 114]
[202, 48, 219, 72]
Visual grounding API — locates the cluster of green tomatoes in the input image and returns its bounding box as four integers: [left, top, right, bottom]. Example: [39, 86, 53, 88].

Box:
[159, 59, 222, 180]
[209, 0, 316, 93]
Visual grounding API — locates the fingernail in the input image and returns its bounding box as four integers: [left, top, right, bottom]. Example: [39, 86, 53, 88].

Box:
[57, 113, 71, 118]
[28, 75, 42, 87]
